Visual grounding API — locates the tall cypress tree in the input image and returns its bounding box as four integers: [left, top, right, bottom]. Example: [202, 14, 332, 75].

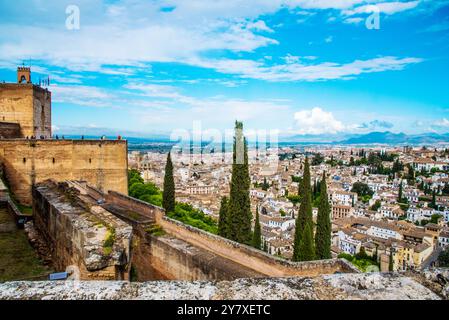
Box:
[218, 196, 229, 238]
[293, 157, 313, 261]
[227, 121, 252, 244]
[315, 171, 331, 260]
[252, 206, 262, 250]
[398, 180, 403, 203]
[389, 250, 394, 272]
[298, 221, 315, 261]
[162, 152, 175, 213]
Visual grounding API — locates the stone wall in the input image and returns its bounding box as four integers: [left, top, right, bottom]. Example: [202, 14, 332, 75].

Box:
[0, 271, 446, 300]
[0, 139, 128, 205]
[159, 217, 358, 277]
[104, 191, 359, 280]
[0, 122, 21, 138]
[131, 227, 264, 281]
[32, 181, 133, 280]
[0, 84, 51, 138]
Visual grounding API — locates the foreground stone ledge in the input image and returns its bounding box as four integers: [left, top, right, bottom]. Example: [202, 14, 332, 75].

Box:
[0, 273, 443, 300]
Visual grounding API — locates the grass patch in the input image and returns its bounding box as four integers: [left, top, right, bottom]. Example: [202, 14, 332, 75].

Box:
[103, 227, 116, 255]
[338, 253, 379, 272]
[144, 224, 166, 237]
[0, 208, 51, 281]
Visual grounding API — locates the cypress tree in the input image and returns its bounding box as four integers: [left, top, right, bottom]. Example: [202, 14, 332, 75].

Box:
[389, 250, 394, 272]
[398, 180, 403, 203]
[227, 121, 252, 244]
[431, 190, 436, 208]
[315, 171, 331, 260]
[218, 196, 229, 238]
[298, 221, 315, 261]
[162, 152, 175, 213]
[293, 157, 313, 261]
[251, 206, 262, 249]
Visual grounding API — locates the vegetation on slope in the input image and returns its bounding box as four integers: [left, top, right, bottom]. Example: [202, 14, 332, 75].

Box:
[128, 169, 218, 234]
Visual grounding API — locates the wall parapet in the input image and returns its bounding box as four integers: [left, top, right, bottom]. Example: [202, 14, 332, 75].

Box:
[0, 271, 444, 300]
[102, 190, 359, 277]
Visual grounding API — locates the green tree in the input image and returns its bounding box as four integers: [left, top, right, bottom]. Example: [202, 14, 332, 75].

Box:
[218, 196, 229, 238]
[398, 180, 403, 203]
[162, 152, 175, 213]
[293, 157, 313, 261]
[227, 121, 252, 244]
[438, 247, 449, 267]
[298, 222, 315, 261]
[431, 190, 436, 209]
[315, 171, 331, 260]
[251, 207, 262, 250]
[389, 250, 394, 272]
[351, 182, 374, 197]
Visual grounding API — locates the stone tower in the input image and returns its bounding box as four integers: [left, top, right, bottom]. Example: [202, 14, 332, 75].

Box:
[17, 66, 31, 84]
[0, 67, 51, 138]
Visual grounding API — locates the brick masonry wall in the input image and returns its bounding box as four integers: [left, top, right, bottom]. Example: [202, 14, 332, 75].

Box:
[0, 139, 128, 205]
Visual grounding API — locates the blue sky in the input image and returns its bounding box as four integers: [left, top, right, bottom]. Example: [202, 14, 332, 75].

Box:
[0, 0, 448, 138]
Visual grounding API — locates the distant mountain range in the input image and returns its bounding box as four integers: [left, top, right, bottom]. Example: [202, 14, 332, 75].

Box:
[58, 127, 449, 146]
[337, 131, 449, 145]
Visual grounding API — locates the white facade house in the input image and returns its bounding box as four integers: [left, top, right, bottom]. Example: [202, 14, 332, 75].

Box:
[438, 231, 449, 249]
[268, 217, 295, 231]
[366, 225, 402, 240]
[330, 190, 358, 206]
[380, 205, 404, 220]
[337, 231, 361, 255]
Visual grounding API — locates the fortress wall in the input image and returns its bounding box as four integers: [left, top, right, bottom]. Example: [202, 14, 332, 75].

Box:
[131, 225, 264, 281]
[105, 191, 359, 278]
[0, 139, 128, 205]
[0, 122, 21, 138]
[31, 87, 51, 138]
[0, 84, 34, 137]
[106, 191, 164, 221]
[159, 217, 358, 277]
[32, 182, 133, 280]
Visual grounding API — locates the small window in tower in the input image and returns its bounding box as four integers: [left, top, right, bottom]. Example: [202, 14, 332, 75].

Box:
[23, 158, 26, 163]
[89, 158, 92, 164]
[52, 158, 55, 164]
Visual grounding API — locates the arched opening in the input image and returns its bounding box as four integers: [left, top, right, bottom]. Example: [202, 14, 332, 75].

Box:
[20, 75, 27, 84]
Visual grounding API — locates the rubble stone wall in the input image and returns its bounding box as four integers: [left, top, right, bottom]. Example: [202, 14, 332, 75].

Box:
[32, 182, 133, 280]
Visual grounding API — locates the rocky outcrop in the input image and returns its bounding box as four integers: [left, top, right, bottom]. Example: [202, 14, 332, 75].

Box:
[0, 272, 443, 300]
[406, 268, 449, 299]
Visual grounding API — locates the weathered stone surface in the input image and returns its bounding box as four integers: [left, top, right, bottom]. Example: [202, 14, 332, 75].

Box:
[407, 268, 449, 299]
[0, 273, 442, 300]
[32, 181, 133, 280]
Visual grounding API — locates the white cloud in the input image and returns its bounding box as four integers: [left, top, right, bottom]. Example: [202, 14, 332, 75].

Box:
[191, 56, 423, 82]
[293, 107, 345, 134]
[434, 118, 449, 128]
[51, 84, 116, 107]
[344, 17, 364, 24]
[344, 1, 420, 16]
[325, 36, 334, 43]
